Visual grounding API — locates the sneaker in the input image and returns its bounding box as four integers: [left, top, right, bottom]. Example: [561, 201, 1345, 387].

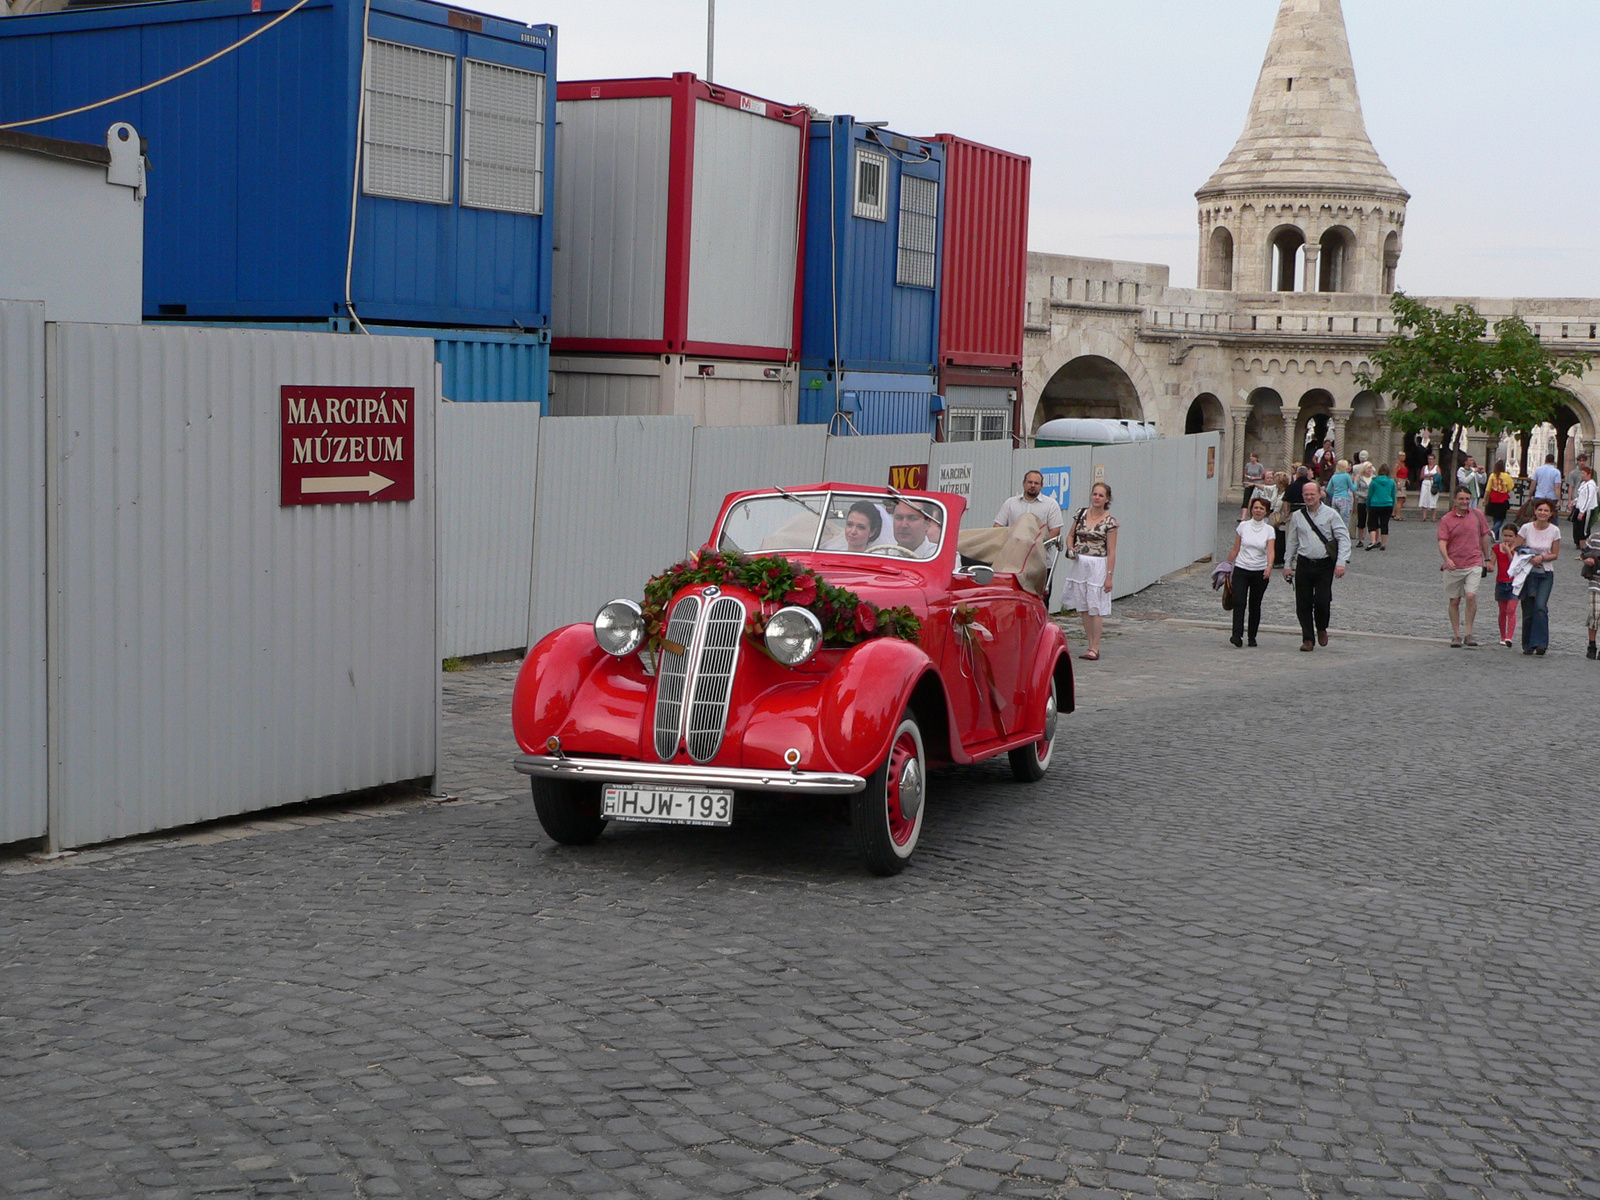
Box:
[1247, 639, 1258, 647]
[1230, 635, 1244, 648]
[1502, 639, 1513, 648]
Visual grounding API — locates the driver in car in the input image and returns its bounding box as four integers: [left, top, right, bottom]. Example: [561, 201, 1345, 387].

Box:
[891, 500, 942, 559]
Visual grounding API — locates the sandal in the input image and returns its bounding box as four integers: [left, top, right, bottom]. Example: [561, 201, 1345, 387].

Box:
[1083, 650, 1100, 660]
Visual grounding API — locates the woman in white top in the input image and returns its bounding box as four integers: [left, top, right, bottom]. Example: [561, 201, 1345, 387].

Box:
[1514, 499, 1561, 655]
[1061, 483, 1118, 661]
[1226, 494, 1277, 647]
[1416, 454, 1441, 520]
[1572, 464, 1597, 548]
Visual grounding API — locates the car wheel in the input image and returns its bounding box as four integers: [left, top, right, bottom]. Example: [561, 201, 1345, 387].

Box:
[851, 714, 926, 876]
[530, 776, 607, 845]
[1007, 677, 1058, 783]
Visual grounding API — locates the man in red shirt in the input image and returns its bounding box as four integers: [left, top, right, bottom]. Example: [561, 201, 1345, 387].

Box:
[1438, 487, 1494, 648]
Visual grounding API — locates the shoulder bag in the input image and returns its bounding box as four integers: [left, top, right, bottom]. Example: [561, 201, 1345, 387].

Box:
[1296, 507, 1339, 568]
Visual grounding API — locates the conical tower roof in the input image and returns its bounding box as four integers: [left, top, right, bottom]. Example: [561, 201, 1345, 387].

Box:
[1197, 0, 1407, 200]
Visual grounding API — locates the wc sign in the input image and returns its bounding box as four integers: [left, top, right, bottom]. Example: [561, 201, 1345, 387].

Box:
[1036, 466, 1071, 513]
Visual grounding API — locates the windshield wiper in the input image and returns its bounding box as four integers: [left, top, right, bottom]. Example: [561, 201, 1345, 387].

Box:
[774, 486, 822, 516]
[884, 486, 942, 524]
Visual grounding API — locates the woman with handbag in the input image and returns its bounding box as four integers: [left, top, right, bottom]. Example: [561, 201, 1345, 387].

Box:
[1226, 494, 1276, 647]
[1061, 483, 1118, 661]
[1417, 453, 1441, 522]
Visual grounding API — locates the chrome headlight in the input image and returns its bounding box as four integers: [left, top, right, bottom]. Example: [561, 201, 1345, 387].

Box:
[593, 598, 645, 657]
[764, 606, 823, 666]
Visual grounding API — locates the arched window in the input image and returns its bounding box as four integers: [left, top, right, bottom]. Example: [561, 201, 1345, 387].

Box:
[1270, 226, 1305, 292]
[1318, 227, 1354, 293]
[1382, 231, 1401, 293]
[1207, 227, 1234, 291]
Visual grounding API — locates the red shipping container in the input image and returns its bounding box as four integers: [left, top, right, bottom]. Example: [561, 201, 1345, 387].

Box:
[931, 135, 1030, 370]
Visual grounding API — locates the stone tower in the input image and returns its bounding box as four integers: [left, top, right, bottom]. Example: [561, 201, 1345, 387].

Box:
[1196, 0, 1408, 295]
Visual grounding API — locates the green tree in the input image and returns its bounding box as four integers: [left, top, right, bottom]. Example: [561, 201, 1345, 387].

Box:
[1356, 293, 1589, 485]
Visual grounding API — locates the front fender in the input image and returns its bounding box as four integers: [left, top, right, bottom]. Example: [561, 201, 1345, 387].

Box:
[511, 623, 651, 757]
[786, 638, 939, 777]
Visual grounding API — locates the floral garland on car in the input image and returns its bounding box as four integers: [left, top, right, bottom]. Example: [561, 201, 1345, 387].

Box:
[641, 550, 920, 650]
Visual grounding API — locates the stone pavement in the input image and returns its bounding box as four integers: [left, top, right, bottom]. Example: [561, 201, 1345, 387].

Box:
[4, 515, 1598, 1200]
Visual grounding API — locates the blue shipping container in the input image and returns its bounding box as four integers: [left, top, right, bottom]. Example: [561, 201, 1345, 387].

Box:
[0, 0, 555, 329]
[798, 370, 936, 437]
[800, 117, 943, 384]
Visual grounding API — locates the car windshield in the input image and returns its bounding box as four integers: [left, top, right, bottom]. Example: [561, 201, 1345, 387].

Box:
[718, 491, 946, 560]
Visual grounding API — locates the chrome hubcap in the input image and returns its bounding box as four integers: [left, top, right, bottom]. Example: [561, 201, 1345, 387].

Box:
[1042, 691, 1058, 743]
[897, 757, 924, 822]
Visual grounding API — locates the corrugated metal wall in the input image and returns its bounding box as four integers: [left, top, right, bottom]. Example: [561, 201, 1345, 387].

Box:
[553, 96, 671, 342]
[527, 415, 695, 643]
[549, 356, 662, 417]
[1084, 433, 1220, 601]
[821, 432, 932, 488]
[935, 136, 1029, 368]
[436, 335, 549, 404]
[48, 324, 438, 848]
[0, 301, 47, 846]
[687, 101, 801, 350]
[439, 402, 540, 658]
[1014, 444, 1095, 611]
[929, 439, 1016, 530]
[686, 425, 828, 550]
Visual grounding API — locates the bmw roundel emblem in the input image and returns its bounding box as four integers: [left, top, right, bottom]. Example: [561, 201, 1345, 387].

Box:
[703, 585, 721, 597]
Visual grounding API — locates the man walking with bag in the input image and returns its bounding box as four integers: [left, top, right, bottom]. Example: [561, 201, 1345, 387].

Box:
[1284, 481, 1351, 651]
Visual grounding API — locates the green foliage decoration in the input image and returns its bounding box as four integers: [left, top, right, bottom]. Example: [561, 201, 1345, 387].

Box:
[641, 550, 921, 651]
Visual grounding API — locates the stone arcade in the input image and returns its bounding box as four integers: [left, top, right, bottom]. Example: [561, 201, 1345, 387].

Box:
[1023, 0, 1600, 494]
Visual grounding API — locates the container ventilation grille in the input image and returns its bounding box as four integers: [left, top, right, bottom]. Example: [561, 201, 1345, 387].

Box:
[364, 40, 455, 205]
[685, 597, 744, 763]
[897, 175, 938, 289]
[652, 595, 701, 760]
[463, 60, 546, 215]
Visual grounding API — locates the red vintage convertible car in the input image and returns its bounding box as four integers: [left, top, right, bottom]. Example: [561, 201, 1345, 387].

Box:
[512, 484, 1072, 874]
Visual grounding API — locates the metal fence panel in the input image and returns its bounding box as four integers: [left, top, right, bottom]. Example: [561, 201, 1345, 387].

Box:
[528, 415, 695, 644]
[0, 300, 47, 845]
[687, 425, 827, 551]
[821, 432, 931, 489]
[49, 324, 438, 848]
[439, 402, 540, 658]
[1087, 435, 1217, 602]
[928, 439, 1015, 530]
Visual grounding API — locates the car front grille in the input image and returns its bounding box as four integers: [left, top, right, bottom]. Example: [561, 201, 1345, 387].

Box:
[653, 595, 701, 760]
[652, 592, 745, 763]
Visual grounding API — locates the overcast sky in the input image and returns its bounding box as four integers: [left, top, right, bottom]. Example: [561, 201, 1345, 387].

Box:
[491, 0, 1597, 299]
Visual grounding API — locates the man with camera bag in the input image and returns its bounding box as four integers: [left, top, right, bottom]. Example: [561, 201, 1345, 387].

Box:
[1284, 481, 1351, 652]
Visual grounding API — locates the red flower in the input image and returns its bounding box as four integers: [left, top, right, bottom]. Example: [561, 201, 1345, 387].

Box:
[854, 603, 877, 635]
[783, 574, 818, 606]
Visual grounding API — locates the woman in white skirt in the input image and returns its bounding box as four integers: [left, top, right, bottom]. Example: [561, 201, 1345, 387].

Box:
[1416, 453, 1441, 521]
[1061, 482, 1119, 660]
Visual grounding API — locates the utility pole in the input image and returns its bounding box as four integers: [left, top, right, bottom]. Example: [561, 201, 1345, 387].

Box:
[706, 0, 714, 83]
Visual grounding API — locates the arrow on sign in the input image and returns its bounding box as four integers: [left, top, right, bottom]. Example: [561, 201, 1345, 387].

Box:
[301, 472, 394, 496]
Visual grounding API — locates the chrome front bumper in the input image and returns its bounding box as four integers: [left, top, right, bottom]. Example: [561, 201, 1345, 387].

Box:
[513, 753, 866, 795]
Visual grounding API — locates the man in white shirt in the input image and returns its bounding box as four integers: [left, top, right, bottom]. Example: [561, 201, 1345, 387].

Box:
[891, 500, 941, 559]
[993, 471, 1063, 540]
[1532, 454, 1563, 502]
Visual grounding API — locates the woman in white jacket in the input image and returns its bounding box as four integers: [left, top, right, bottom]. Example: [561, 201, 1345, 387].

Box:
[1573, 464, 1598, 548]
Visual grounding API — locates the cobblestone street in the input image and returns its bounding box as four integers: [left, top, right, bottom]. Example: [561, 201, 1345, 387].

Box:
[4, 509, 1597, 1200]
